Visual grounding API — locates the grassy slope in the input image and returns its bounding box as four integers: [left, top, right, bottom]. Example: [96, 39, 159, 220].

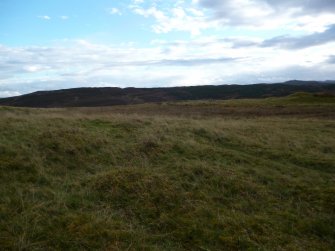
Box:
[0, 93, 334, 250]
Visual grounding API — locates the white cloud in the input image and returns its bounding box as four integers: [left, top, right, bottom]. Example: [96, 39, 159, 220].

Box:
[60, 16, 69, 20]
[23, 65, 46, 72]
[108, 8, 122, 15]
[130, 2, 213, 35]
[129, 0, 335, 35]
[38, 15, 51, 20]
[198, 0, 335, 32]
[0, 37, 334, 96]
[0, 91, 21, 98]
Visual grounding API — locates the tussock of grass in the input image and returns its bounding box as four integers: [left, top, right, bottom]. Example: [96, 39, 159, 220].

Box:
[0, 95, 335, 250]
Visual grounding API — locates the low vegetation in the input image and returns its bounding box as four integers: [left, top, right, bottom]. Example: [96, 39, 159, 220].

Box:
[0, 93, 334, 250]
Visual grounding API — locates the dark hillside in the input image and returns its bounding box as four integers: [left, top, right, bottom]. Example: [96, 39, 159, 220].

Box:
[0, 80, 334, 107]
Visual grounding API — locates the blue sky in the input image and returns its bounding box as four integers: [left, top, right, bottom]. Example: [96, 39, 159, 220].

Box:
[1, 0, 335, 97]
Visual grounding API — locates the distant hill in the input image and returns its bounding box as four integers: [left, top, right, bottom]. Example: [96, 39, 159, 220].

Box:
[0, 80, 334, 107]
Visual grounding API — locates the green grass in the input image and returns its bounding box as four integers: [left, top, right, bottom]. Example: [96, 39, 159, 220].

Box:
[0, 94, 335, 250]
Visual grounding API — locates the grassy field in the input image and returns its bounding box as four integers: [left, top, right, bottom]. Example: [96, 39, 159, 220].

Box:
[0, 93, 334, 250]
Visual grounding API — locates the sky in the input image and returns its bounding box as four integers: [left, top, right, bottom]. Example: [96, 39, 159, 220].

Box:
[1, 0, 335, 97]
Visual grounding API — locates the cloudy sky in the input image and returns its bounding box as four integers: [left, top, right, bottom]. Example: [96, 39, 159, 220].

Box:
[1, 0, 335, 97]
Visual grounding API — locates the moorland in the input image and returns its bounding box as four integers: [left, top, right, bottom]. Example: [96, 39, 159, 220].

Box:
[0, 92, 334, 250]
